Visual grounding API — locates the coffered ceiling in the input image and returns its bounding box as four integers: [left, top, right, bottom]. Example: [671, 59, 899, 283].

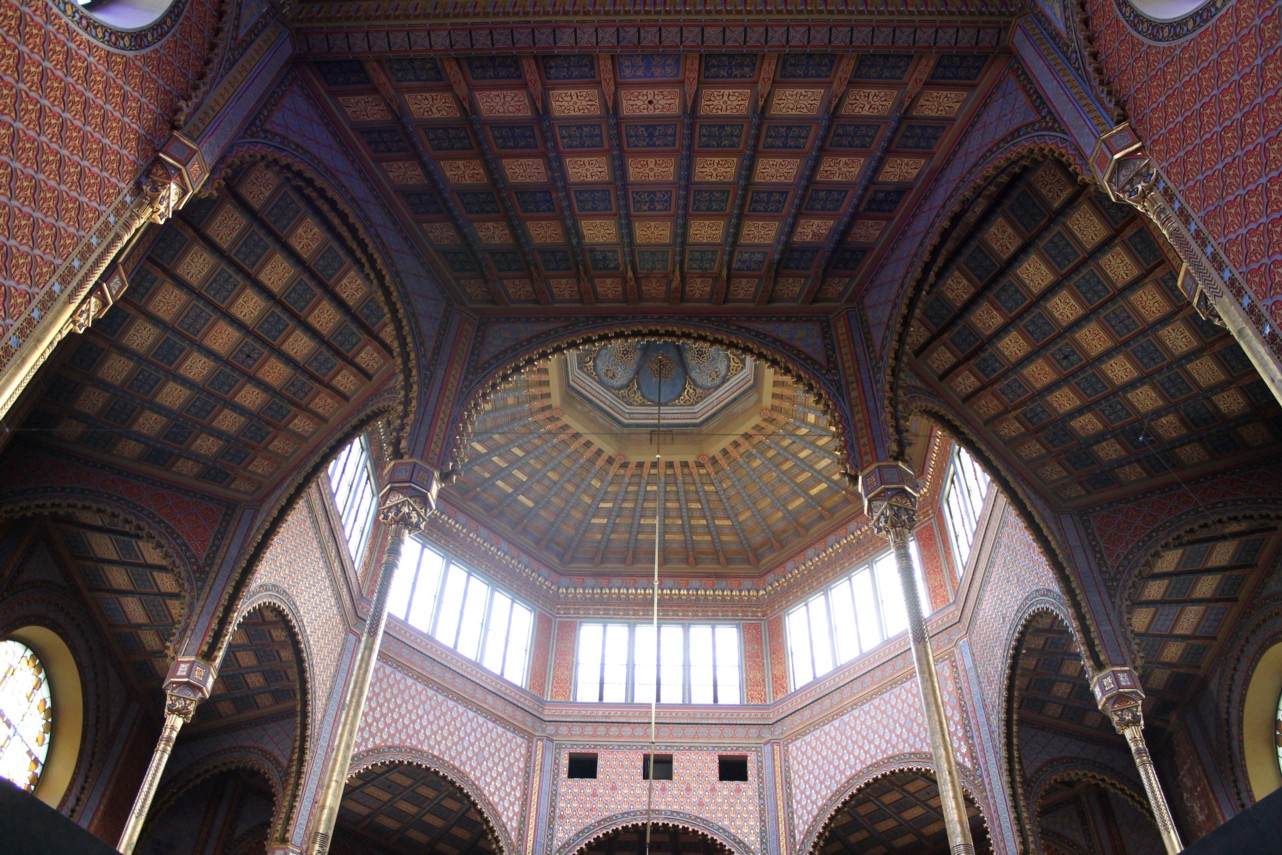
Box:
[816, 768, 992, 854]
[304, 47, 1002, 307]
[906, 159, 1282, 508]
[24, 162, 399, 500]
[447, 346, 853, 574]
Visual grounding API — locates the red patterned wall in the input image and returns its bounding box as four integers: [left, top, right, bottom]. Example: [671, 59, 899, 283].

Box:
[528, 610, 553, 697]
[1085, 0, 1282, 320]
[766, 613, 788, 701]
[915, 516, 952, 611]
[0, 0, 220, 340]
[549, 619, 577, 701]
[741, 621, 766, 705]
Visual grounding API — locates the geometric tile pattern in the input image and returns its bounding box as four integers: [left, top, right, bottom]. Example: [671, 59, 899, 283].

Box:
[0, 0, 220, 349]
[787, 665, 975, 850]
[552, 748, 761, 854]
[450, 355, 851, 573]
[336, 762, 497, 855]
[195, 606, 301, 728]
[815, 769, 992, 854]
[26, 162, 397, 498]
[574, 824, 732, 854]
[1129, 520, 1282, 724]
[1012, 612, 1108, 739]
[307, 50, 995, 305]
[355, 663, 531, 847]
[46, 509, 187, 691]
[907, 160, 1281, 505]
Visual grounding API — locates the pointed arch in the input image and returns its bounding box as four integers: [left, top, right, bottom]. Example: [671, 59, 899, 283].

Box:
[345, 747, 515, 854]
[559, 814, 750, 855]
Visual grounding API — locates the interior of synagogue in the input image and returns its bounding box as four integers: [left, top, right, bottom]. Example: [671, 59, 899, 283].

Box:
[1, 1, 1281, 853]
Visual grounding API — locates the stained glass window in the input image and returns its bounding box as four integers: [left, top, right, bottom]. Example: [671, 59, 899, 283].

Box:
[326, 435, 378, 566]
[942, 444, 992, 575]
[0, 640, 52, 793]
[786, 539, 930, 690]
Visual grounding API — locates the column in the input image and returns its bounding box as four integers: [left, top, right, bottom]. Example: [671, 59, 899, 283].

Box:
[1092, 667, 1184, 854]
[859, 461, 975, 855]
[1093, 123, 1282, 407]
[0, 138, 204, 424]
[306, 460, 441, 855]
[117, 657, 217, 854]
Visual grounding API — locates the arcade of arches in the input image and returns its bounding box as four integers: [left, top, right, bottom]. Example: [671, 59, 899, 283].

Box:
[1, 2, 1281, 853]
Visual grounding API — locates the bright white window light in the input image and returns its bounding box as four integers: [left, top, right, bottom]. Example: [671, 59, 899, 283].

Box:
[574, 622, 742, 704]
[0, 640, 52, 793]
[942, 444, 992, 575]
[326, 436, 378, 566]
[387, 539, 534, 686]
[786, 539, 931, 690]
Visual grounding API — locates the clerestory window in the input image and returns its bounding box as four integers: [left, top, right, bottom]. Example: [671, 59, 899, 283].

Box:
[941, 444, 991, 576]
[786, 539, 930, 690]
[387, 537, 534, 687]
[326, 435, 379, 567]
[574, 622, 741, 705]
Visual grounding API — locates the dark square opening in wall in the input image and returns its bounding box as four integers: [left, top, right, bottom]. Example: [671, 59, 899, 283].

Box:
[568, 753, 598, 779]
[642, 753, 673, 780]
[718, 755, 749, 781]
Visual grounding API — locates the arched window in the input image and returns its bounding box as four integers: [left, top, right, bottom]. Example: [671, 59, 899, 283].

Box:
[786, 539, 930, 690]
[0, 640, 53, 793]
[327, 435, 378, 566]
[942, 444, 991, 576]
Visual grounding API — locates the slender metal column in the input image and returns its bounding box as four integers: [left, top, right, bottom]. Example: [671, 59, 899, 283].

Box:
[117, 658, 216, 854]
[1092, 667, 1184, 854]
[859, 461, 975, 855]
[307, 459, 441, 855]
[1094, 123, 1282, 408]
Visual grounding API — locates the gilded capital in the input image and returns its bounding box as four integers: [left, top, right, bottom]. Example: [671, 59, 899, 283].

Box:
[162, 656, 217, 721]
[379, 459, 443, 531]
[858, 461, 920, 538]
[1091, 666, 1146, 734]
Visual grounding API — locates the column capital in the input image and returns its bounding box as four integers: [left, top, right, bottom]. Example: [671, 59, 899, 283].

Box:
[858, 461, 920, 537]
[379, 459, 443, 531]
[1091, 123, 1155, 206]
[1091, 665, 1145, 733]
[162, 656, 217, 722]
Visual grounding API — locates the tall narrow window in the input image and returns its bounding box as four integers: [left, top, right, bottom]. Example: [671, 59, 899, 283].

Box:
[326, 435, 378, 566]
[386, 538, 535, 686]
[574, 622, 742, 704]
[942, 444, 991, 575]
[0, 640, 52, 793]
[785, 539, 931, 690]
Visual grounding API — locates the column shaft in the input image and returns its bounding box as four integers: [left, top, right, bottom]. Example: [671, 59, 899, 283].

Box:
[117, 711, 186, 854]
[307, 525, 405, 855]
[1122, 723, 1184, 855]
[889, 528, 976, 855]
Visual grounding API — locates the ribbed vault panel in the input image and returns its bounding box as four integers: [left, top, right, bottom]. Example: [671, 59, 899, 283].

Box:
[816, 769, 992, 854]
[335, 763, 497, 855]
[450, 361, 852, 573]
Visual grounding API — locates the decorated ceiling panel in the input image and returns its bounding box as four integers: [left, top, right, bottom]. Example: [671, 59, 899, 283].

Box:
[336, 762, 498, 855]
[45, 511, 188, 691]
[24, 163, 399, 499]
[1011, 612, 1108, 740]
[1129, 520, 1282, 724]
[449, 346, 852, 574]
[306, 48, 998, 307]
[907, 160, 1282, 507]
[815, 769, 992, 854]
[193, 607, 302, 731]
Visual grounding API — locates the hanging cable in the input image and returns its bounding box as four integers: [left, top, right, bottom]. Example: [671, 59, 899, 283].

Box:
[643, 343, 664, 855]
